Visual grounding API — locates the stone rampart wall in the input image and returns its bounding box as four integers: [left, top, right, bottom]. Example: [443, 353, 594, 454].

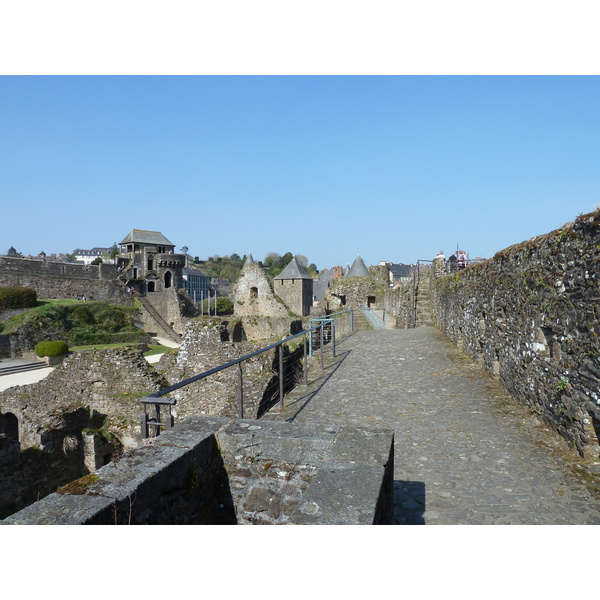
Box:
[0, 256, 126, 301]
[430, 210, 600, 457]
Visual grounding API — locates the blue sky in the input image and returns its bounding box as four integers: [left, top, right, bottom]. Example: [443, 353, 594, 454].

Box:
[1, 75, 598, 270]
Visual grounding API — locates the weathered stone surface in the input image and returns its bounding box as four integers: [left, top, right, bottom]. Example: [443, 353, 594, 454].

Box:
[430, 209, 600, 457]
[1, 417, 394, 525]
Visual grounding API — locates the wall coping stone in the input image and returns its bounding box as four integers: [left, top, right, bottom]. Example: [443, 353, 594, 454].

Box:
[2, 417, 394, 525]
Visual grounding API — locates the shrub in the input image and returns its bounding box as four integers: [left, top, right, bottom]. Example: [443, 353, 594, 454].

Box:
[71, 305, 95, 325]
[96, 307, 128, 332]
[35, 340, 69, 357]
[0, 286, 37, 310]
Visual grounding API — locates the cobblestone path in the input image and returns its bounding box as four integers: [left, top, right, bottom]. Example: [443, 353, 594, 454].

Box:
[264, 327, 600, 524]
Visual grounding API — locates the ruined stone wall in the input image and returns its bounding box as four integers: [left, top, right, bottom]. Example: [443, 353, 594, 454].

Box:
[155, 319, 298, 420]
[141, 288, 185, 334]
[430, 210, 600, 458]
[384, 282, 415, 329]
[0, 347, 169, 517]
[0, 257, 126, 301]
[328, 276, 387, 310]
[232, 264, 291, 319]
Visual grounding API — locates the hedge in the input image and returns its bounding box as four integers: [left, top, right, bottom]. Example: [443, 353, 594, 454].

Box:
[0, 286, 37, 310]
[35, 340, 69, 357]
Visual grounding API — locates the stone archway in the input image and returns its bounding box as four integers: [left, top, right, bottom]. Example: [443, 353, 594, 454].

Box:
[0, 412, 19, 443]
[147, 281, 156, 293]
[164, 271, 172, 289]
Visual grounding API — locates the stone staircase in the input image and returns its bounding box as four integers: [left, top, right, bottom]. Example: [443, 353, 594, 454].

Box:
[138, 297, 182, 345]
[415, 276, 434, 327]
[0, 361, 48, 377]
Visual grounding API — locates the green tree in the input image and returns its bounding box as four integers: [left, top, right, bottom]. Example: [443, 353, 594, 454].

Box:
[7, 246, 20, 257]
[91, 257, 103, 265]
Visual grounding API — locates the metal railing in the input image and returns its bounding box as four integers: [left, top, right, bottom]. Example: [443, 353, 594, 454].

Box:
[140, 321, 336, 438]
[361, 305, 386, 329]
[141, 306, 391, 438]
[308, 307, 379, 356]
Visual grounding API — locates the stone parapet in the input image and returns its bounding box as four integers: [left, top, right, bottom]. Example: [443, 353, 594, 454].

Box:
[2, 417, 394, 525]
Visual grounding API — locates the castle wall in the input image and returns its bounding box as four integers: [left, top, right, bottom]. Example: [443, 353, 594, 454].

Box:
[429, 210, 600, 458]
[0, 346, 169, 517]
[233, 264, 291, 319]
[0, 256, 126, 301]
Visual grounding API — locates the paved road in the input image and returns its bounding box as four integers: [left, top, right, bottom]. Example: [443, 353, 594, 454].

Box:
[265, 327, 600, 524]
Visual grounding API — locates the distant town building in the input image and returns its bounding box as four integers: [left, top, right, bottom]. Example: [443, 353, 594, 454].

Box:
[182, 267, 210, 303]
[388, 263, 415, 285]
[72, 247, 113, 265]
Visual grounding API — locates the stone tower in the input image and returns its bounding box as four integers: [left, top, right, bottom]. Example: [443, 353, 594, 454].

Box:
[118, 229, 185, 295]
[273, 257, 314, 317]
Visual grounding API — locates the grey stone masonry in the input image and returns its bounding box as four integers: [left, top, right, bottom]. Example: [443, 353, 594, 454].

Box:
[265, 328, 600, 524]
[2, 417, 394, 525]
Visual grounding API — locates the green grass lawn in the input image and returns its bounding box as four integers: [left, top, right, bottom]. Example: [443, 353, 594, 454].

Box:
[69, 343, 170, 357]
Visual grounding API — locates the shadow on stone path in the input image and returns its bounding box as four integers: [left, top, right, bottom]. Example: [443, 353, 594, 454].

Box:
[265, 327, 600, 524]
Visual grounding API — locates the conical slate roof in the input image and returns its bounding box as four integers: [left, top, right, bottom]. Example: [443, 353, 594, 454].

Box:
[243, 253, 255, 267]
[273, 257, 312, 280]
[347, 254, 370, 277]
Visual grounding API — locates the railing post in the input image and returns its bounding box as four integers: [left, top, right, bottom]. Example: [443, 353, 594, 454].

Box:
[140, 411, 149, 439]
[237, 362, 244, 419]
[320, 324, 324, 369]
[351, 310, 354, 332]
[332, 320, 336, 357]
[279, 345, 285, 408]
[152, 405, 160, 437]
[303, 334, 308, 386]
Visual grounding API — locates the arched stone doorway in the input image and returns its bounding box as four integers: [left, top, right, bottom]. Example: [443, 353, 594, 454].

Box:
[0, 412, 19, 442]
[147, 281, 156, 293]
[164, 271, 172, 289]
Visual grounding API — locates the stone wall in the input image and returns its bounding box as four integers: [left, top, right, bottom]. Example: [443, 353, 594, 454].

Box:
[0, 347, 168, 517]
[384, 281, 416, 329]
[233, 263, 291, 319]
[140, 288, 185, 335]
[0, 257, 126, 301]
[328, 273, 387, 311]
[155, 319, 304, 421]
[2, 417, 395, 525]
[430, 210, 600, 458]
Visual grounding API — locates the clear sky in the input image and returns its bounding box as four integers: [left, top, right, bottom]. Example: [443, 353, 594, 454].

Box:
[1, 75, 599, 270]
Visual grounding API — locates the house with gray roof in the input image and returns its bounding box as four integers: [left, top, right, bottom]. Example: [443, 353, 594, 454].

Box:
[117, 229, 184, 295]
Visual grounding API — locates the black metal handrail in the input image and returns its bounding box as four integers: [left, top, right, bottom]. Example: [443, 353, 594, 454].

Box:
[140, 321, 335, 438]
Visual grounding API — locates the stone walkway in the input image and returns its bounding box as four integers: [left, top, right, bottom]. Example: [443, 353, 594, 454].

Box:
[264, 327, 600, 524]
